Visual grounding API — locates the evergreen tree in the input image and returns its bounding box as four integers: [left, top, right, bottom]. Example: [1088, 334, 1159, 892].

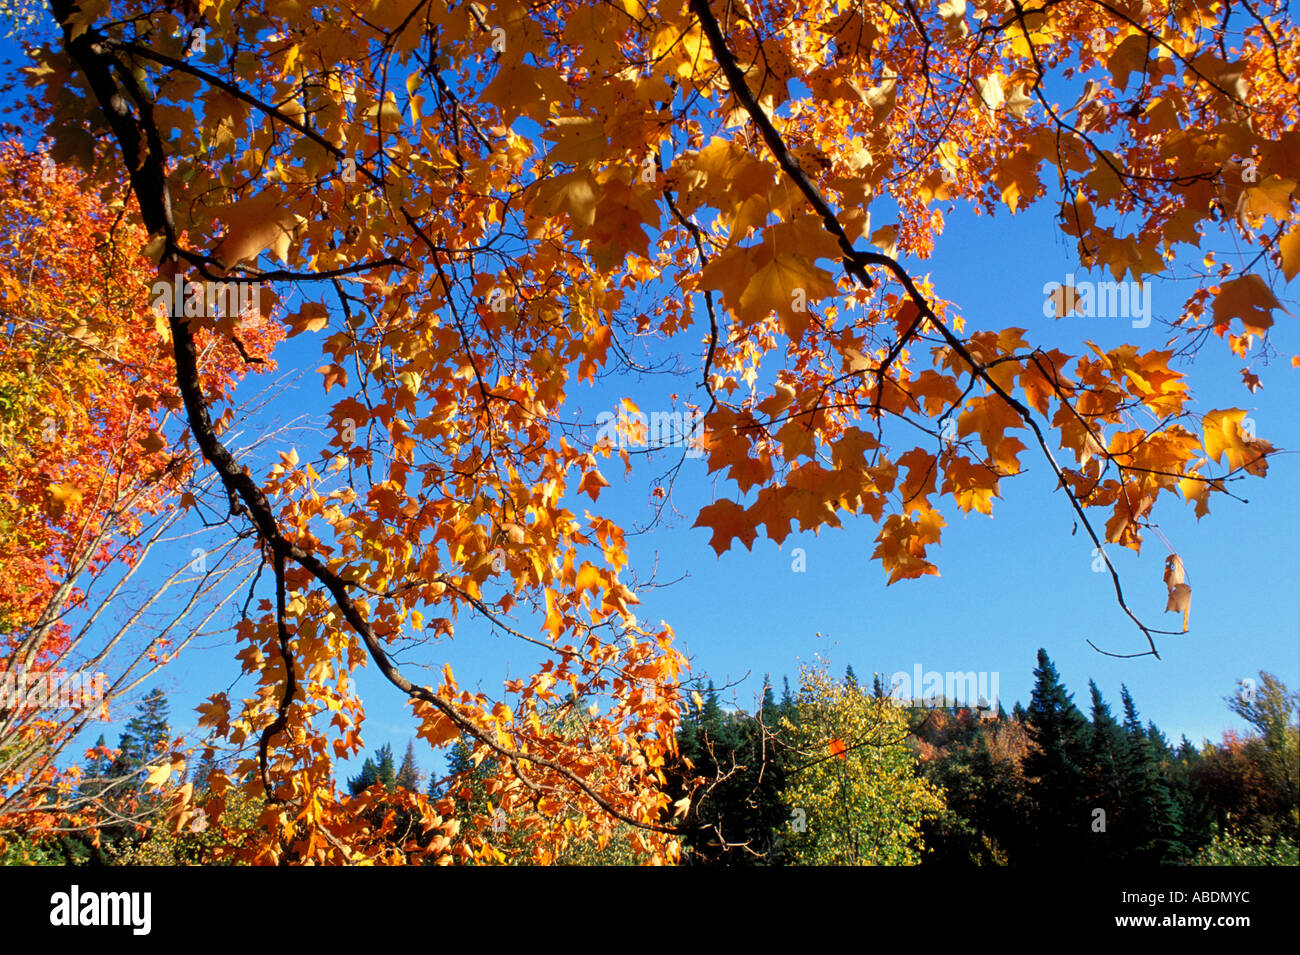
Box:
[435, 735, 502, 845]
[65, 689, 176, 863]
[677, 707, 787, 865]
[434, 737, 471, 796]
[1170, 735, 1214, 855]
[110, 688, 172, 784]
[1119, 685, 1185, 861]
[75, 733, 118, 812]
[665, 678, 787, 865]
[373, 743, 397, 789]
[755, 677, 790, 858]
[347, 758, 379, 795]
[1084, 680, 1127, 859]
[1147, 720, 1171, 760]
[845, 664, 858, 687]
[871, 672, 884, 699]
[395, 740, 421, 791]
[1022, 649, 1090, 861]
[699, 681, 726, 743]
[340, 742, 435, 859]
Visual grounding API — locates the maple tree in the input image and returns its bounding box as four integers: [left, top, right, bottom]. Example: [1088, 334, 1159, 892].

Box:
[0, 141, 282, 830]
[7, 0, 1296, 862]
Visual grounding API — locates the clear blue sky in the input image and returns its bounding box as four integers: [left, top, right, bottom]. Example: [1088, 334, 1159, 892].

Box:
[156, 192, 1299, 787]
[3, 22, 1295, 792]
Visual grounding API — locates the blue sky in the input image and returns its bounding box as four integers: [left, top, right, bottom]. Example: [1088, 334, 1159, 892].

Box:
[149, 190, 1298, 786]
[3, 18, 1296, 792]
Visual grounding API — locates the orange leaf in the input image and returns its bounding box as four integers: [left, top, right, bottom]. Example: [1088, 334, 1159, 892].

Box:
[693, 499, 758, 556]
[578, 468, 610, 501]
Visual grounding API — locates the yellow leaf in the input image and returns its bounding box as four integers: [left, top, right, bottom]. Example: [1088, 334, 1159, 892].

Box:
[145, 759, 182, 787]
[45, 483, 83, 520]
[1277, 227, 1300, 282]
[739, 253, 837, 337]
[937, 0, 968, 40]
[533, 169, 600, 229]
[757, 381, 797, 416]
[214, 190, 299, 267]
[974, 73, 1004, 112]
[1201, 408, 1268, 473]
[864, 72, 898, 122]
[420, 713, 460, 747]
[1165, 582, 1191, 631]
[869, 223, 898, 258]
[286, 303, 330, 337]
[1239, 175, 1295, 223]
[1163, 553, 1185, 589]
[1005, 83, 1034, 120]
[1106, 34, 1150, 92]
[991, 150, 1042, 212]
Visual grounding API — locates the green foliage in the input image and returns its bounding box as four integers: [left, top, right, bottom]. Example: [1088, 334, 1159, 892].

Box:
[871, 672, 885, 700]
[1022, 649, 1090, 860]
[667, 678, 789, 865]
[780, 664, 945, 865]
[113, 786, 266, 866]
[687, 656, 1297, 868]
[1192, 825, 1299, 866]
[347, 758, 379, 795]
[46, 689, 178, 864]
[15, 654, 1285, 868]
[1082, 680, 1128, 859]
[435, 737, 496, 825]
[1118, 685, 1186, 862]
[373, 744, 396, 790]
[1227, 670, 1300, 815]
[0, 829, 93, 865]
[110, 688, 172, 792]
[76, 734, 116, 802]
[1168, 736, 1215, 855]
[346, 743, 396, 795]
